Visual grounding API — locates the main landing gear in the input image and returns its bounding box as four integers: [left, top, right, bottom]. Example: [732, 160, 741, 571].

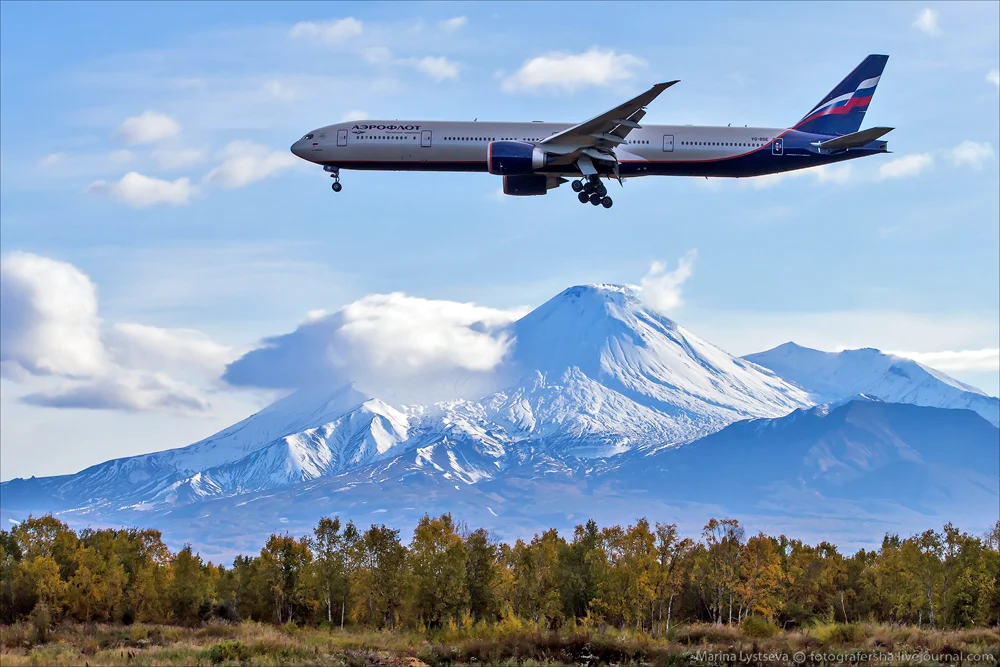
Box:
[571, 176, 612, 208]
[324, 165, 343, 192]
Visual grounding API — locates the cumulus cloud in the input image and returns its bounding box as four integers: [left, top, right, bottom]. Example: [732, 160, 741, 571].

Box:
[152, 147, 207, 170]
[439, 16, 467, 31]
[989, 69, 1000, 90]
[950, 140, 994, 169]
[203, 140, 297, 188]
[0, 252, 233, 414]
[85, 172, 196, 207]
[407, 56, 460, 81]
[289, 17, 363, 43]
[115, 111, 181, 145]
[912, 8, 940, 35]
[637, 250, 698, 314]
[877, 153, 933, 180]
[889, 348, 1000, 373]
[0, 252, 107, 378]
[224, 293, 524, 404]
[501, 49, 645, 93]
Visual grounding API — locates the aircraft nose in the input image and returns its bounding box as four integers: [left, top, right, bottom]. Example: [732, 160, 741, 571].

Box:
[290, 140, 307, 159]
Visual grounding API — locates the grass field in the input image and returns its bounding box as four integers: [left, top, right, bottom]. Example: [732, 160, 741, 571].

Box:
[0, 621, 997, 666]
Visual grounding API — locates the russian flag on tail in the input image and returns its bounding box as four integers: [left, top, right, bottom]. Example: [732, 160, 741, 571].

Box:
[795, 55, 889, 137]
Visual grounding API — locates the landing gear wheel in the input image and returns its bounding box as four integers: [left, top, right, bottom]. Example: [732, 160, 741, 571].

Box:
[589, 193, 602, 206]
[578, 192, 590, 204]
[595, 183, 608, 197]
[601, 196, 613, 209]
[571, 180, 584, 192]
[583, 182, 596, 194]
[331, 181, 343, 192]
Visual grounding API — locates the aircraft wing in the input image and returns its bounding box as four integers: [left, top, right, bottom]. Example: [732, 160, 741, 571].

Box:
[540, 80, 679, 153]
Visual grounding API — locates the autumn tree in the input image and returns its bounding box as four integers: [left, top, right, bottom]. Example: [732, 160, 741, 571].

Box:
[409, 514, 468, 627]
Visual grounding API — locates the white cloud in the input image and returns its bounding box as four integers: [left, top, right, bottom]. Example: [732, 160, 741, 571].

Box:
[105, 322, 238, 378]
[21, 372, 211, 414]
[260, 79, 297, 102]
[749, 163, 854, 189]
[0, 252, 233, 414]
[888, 348, 999, 373]
[362, 46, 393, 64]
[109, 149, 135, 164]
[950, 140, 994, 169]
[912, 8, 940, 35]
[203, 140, 297, 189]
[85, 172, 196, 207]
[638, 250, 698, 314]
[39, 153, 65, 168]
[439, 16, 467, 31]
[223, 293, 525, 404]
[407, 56, 460, 81]
[289, 18, 363, 43]
[340, 109, 369, 122]
[502, 49, 645, 93]
[152, 147, 207, 170]
[115, 111, 181, 145]
[989, 69, 1000, 90]
[0, 252, 107, 378]
[877, 153, 933, 180]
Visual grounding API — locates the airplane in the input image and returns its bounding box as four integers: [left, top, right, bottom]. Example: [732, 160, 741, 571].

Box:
[290, 54, 891, 209]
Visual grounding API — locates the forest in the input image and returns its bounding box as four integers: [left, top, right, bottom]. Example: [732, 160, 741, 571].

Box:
[3, 513, 998, 636]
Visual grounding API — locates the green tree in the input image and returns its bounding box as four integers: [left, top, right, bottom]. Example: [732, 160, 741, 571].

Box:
[410, 514, 468, 627]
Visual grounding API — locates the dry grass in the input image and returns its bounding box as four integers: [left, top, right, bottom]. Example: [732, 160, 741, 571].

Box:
[0, 622, 996, 666]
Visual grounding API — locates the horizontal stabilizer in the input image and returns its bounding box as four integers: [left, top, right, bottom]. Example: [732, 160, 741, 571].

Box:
[815, 126, 893, 151]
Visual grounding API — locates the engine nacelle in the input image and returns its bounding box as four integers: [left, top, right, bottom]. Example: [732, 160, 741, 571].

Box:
[502, 174, 548, 196]
[488, 141, 546, 175]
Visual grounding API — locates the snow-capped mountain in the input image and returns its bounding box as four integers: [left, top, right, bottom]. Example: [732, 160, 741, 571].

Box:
[744, 342, 999, 426]
[2, 285, 996, 560]
[2, 284, 812, 513]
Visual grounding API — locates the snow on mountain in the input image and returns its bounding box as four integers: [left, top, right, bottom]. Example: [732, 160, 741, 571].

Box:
[3, 284, 815, 515]
[744, 342, 999, 426]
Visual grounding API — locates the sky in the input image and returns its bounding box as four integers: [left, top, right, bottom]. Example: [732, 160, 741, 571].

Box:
[1, 1, 998, 481]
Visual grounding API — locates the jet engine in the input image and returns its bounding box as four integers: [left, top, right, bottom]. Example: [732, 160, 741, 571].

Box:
[502, 174, 549, 196]
[488, 141, 547, 175]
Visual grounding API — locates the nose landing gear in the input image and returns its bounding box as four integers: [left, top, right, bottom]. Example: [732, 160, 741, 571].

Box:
[325, 166, 343, 192]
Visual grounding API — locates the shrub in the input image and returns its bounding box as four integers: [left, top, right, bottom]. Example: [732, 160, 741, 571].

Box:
[812, 622, 866, 644]
[205, 639, 249, 664]
[741, 615, 779, 638]
[121, 605, 137, 626]
[28, 602, 50, 643]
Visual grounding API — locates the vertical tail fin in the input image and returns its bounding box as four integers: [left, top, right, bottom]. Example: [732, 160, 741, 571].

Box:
[795, 54, 888, 136]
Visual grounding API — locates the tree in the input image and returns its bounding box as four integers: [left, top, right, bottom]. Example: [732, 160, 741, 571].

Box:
[313, 516, 347, 625]
[465, 527, 502, 622]
[696, 518, 744, 624]
[735, 533, 783, 622]
[67, 546, 127, 622]
[169, 545, 211, 624]
[257, 534, 314, 624]
[350, 525, 407, 629]
[652, 523, 693, 633]
[410, 514, 468, 627]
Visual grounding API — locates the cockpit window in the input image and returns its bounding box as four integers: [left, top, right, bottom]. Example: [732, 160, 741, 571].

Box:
[302, 134, 314, 140]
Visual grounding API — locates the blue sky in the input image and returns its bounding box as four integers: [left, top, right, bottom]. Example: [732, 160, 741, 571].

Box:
[1, 1, 998, 480]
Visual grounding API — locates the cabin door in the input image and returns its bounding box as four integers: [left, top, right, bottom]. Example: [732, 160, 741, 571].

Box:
[662, 134, 674, 152]
[421, 130, 432, 148]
